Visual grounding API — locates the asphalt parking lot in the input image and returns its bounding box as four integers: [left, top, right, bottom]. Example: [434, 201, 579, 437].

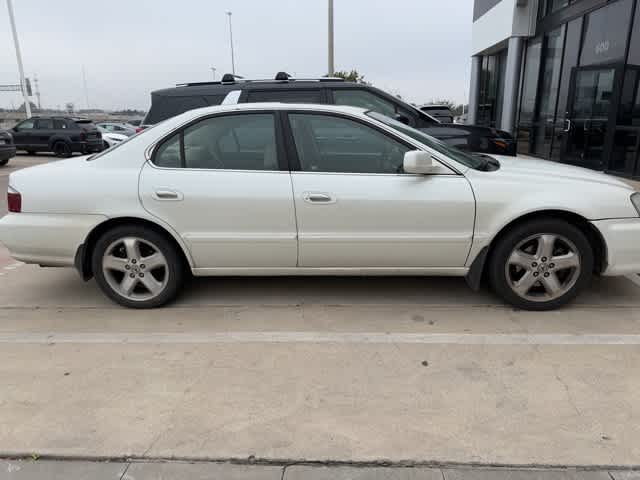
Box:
[1, 155, 640, 469]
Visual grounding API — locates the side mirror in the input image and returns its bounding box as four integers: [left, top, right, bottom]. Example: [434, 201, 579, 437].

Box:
[395, 114, 410, 125]
[403, 151, 436, 174]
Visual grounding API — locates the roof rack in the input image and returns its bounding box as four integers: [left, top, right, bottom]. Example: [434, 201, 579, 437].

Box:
[176, 72, 345, 88]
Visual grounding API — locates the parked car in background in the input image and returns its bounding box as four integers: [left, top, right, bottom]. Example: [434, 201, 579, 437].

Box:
[96, 122, 137, 137]
[128, 119, 142, 127]
[0, 129, 16, 166]
[141, 72, 516, 156]
[419, 105, 454, 123]
[11, 117, 103, 157]
[2, 103, 639, 311]
[97, 127, 128, 149]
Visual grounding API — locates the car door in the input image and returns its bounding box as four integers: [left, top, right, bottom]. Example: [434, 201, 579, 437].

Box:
[33, 118, 54, 149]
[11, 119, 35, 148]
[138, 111, 298, 270]
[285, 111, 475, 268]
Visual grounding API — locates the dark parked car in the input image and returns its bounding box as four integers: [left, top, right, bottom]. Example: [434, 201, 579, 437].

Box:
[419, 105, 454, 124]
[142, 73, 516, 156]
[11, 116, 103, 157]
[0, 129, 16, 166]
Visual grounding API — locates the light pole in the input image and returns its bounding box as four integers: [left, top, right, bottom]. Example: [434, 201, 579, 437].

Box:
[226, 11, 236, 75]
[328, 0, 334, 76]
[6, 0, 31, 118]
[211, 67, 217, 81]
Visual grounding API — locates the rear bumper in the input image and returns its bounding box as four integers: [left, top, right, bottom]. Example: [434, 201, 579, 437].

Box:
[72, 140, 103, 153]
[0, 145, 16, 161]
[0, 213, 107, 267]
[592, 218, 640, 275]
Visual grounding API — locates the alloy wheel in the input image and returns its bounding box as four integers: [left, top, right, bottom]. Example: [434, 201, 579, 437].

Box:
[505, 233, 582, 302]
[102, 237, 169, 301]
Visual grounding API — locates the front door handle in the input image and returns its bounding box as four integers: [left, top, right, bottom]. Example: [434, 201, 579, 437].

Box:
[563, 119, 572, 132]
[153, 189, 183, 201]
[303, 192, 335, 204]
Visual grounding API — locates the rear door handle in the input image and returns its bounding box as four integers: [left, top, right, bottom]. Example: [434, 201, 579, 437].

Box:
[303, 192, 335, 204]
[153, 189, 183, 201]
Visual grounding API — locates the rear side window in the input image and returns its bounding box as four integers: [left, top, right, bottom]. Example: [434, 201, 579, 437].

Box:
[34, 119, 53, 129]
[246, 90, 323, 104]
[152, 113, 279, 171]
[53, 119, 68, 129]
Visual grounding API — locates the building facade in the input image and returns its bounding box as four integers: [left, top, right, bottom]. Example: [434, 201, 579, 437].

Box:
[469, 0, 640, 178]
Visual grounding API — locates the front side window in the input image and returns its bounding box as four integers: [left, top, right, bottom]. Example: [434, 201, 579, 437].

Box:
[367, 111, 485, 171]
[288, 113, 410, 174]
[332, 89, 397, 118]
[53, 119, 68, 129]
[16, 119, 35, 131]
[153, 113, 278, 171]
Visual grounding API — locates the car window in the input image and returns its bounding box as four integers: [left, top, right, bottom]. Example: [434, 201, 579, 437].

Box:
[16, 119, 35, 130]
[154, 133, 182, 168]
[53, 119, 68, 129]
[332, 90, 397, 118]
[145, 96, 209, 124]
[34, 119, 53, 129]
[153, 114, 278, 171]
[367, 111, 485, 170]
[288, 113, 410, 174]
[246, 90, 323, 104]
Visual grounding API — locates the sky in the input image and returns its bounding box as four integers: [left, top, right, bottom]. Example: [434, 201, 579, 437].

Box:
[0, 0, 474, 112]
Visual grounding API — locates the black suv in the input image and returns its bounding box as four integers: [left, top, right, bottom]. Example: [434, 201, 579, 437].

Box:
[11, 117, 103, 157]
[0, 129, 16, 166]
[143, 73, 515, 156]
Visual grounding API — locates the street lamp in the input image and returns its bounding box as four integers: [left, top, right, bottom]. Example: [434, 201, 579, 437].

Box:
[226, 11, 236, 75]
[211, 67, 217, 81]
[6, 0, 31, 118]
[328, 0, 334, 76]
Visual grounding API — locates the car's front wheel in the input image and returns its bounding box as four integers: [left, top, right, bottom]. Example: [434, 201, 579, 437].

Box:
[488, 219, 594, 311]
[91, 225, 184, 308]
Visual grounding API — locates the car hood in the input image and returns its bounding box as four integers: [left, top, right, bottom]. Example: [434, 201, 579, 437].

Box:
[488, 154, 634, 190]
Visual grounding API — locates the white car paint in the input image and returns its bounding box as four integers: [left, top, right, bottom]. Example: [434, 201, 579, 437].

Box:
[99, 131, 128, 148]
[0, 103, 639, 283]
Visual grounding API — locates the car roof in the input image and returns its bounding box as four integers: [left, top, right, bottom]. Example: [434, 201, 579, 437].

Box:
[165, 102, 369, 124]
[151, 79, 359, 97]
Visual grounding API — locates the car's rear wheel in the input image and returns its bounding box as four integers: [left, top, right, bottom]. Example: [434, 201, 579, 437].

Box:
[53, 141, 72, 158]
[0, 158, 8, 166]
[488, 219, 594, 311]
[91, 225, 184, 308]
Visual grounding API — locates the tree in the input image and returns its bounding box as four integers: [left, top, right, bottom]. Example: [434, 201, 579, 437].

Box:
[330, 69, 369, 84]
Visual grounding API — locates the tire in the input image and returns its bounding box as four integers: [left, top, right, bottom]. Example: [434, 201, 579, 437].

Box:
[103, 140, 110, 150]
[0, 158, 8, 167]
[488, 219, 594, 311]
[91, 225, 185, 308]
[26, 150, 36, 155]
[53, 141, 72, 158]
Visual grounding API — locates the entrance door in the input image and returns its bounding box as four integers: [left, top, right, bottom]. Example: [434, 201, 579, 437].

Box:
[562, 66, 620, 169]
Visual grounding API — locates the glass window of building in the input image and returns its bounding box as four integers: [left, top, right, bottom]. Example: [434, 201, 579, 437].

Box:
[516, 38, 542, 154]
[532, 26, 566, 157]
[628, 0, 640, 66]
[580, 0, 633, 66]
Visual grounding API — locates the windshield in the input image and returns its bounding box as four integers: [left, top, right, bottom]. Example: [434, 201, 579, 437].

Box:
[366, 111, 485, 170]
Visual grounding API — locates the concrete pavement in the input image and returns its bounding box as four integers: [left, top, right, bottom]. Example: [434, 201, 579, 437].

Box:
[0, 461, 638, 480]
[1, 156, 640, 468]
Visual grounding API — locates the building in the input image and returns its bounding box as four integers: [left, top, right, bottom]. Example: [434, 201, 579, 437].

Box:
[469, 0, 640, 178]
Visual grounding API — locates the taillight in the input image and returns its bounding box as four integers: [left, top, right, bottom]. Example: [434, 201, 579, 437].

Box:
[7, 186, 21, 213]
[80, 131, 87, 141]
[135, 127, 144, 133]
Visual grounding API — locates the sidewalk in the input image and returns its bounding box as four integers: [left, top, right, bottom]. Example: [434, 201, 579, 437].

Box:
[1, 460, 639, 480]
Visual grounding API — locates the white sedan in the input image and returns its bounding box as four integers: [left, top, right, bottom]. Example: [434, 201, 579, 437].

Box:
[1, 103, 639, 310]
